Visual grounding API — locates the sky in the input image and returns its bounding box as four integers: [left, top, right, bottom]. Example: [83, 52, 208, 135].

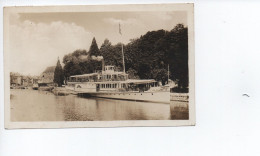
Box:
[8, 11, 187, 76]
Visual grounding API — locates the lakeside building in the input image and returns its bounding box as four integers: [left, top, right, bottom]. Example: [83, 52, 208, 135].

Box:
[10, 72, 39, 87]
[38, 66, 56, 86]
[22, 77, 31, 87]
[22, 76, 39, 87]
[10, 73, 22, 86]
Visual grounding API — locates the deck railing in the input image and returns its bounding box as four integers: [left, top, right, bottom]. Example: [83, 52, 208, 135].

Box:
[68, 77, 128, 83]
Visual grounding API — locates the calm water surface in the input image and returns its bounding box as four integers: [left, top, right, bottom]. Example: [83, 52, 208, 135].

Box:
[10, 89, 188, 121]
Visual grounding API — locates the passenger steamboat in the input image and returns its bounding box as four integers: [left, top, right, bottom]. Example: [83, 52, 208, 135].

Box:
[65, 62, 170, 103]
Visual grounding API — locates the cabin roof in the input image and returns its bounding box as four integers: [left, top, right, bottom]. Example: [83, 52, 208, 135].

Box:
[124, 79, 157, 84]
[70, 72, 127, 78]
[102, 71, 126, 75]
[95, 79, 156, 84]
[70, 73, 98, 78]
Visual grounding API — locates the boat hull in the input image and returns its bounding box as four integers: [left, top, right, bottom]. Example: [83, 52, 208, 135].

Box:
[38, 86, 54, 91]
[80, 91, 170, 104]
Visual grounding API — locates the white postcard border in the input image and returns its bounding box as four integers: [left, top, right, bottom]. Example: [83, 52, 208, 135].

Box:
[4, 3, 195, 129]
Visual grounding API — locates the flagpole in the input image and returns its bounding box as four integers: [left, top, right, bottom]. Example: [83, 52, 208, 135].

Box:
[122, 44, 125, 74]
[119, 23, 125, 74]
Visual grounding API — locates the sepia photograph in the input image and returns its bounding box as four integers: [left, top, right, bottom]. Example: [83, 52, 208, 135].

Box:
[3, 1, 260, 156]
[4, 4, 195, 128]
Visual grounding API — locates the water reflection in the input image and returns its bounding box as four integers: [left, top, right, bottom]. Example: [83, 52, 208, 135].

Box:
[11, 89, 177, 121]
[10, 89, 189, 121]
[60, 97, 171, 121]
[170, 101, 189, 120]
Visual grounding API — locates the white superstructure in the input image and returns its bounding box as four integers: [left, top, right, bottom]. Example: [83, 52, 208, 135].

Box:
[66, 65, 170, 103]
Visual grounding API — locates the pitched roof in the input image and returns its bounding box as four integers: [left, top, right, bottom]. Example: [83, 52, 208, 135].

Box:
[43, 66, 56, 73]
[10, 72, 21, 77]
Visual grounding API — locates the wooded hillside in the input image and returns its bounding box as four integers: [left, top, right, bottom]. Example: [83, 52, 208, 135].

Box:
[63, 24, 188, 89]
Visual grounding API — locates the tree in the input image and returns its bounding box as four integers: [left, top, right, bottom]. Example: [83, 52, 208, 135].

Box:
[100, 39, 124, 71]
[126, 68, 139, 79]
[168, 24, 188, 89]
[63, 49, 88, 78]
[151, 68, 168, 85]
[54, 58, 64, 87]
[100, 39, 112, 65]
[88, 37, 101, 57]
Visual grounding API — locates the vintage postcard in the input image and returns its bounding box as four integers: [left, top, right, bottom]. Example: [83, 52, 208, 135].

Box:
[4, 4, 195, 128]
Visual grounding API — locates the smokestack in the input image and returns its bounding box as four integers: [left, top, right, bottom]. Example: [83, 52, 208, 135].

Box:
[91, 56, 103, 61]
[102, 59, 105, 71]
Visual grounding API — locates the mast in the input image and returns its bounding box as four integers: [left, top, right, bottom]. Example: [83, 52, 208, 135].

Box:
[122, 44, 125, 74]
[119, 23, 125, 74]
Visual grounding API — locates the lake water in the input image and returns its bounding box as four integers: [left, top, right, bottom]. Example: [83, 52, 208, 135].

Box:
[10, 89, 188, 121]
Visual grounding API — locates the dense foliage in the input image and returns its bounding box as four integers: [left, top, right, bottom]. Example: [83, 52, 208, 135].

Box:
[131, 24, 188, 88]
[62, 49, 101, 78]
[54, 58, 64, 87]
[88, 37, 101, 57]
[63, 24, 188, 89]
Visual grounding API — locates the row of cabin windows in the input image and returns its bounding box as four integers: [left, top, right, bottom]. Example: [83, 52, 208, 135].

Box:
[70, 75, 126, 82]
[105, 67, 114, 70]
[101, 75, 128, 80]
[100, 75, 120, 80]
[101, 84, 125, 89]
[103, 75, 113, 79]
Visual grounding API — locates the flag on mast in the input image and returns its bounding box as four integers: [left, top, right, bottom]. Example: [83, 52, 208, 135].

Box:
[119, 23, 122, 35]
